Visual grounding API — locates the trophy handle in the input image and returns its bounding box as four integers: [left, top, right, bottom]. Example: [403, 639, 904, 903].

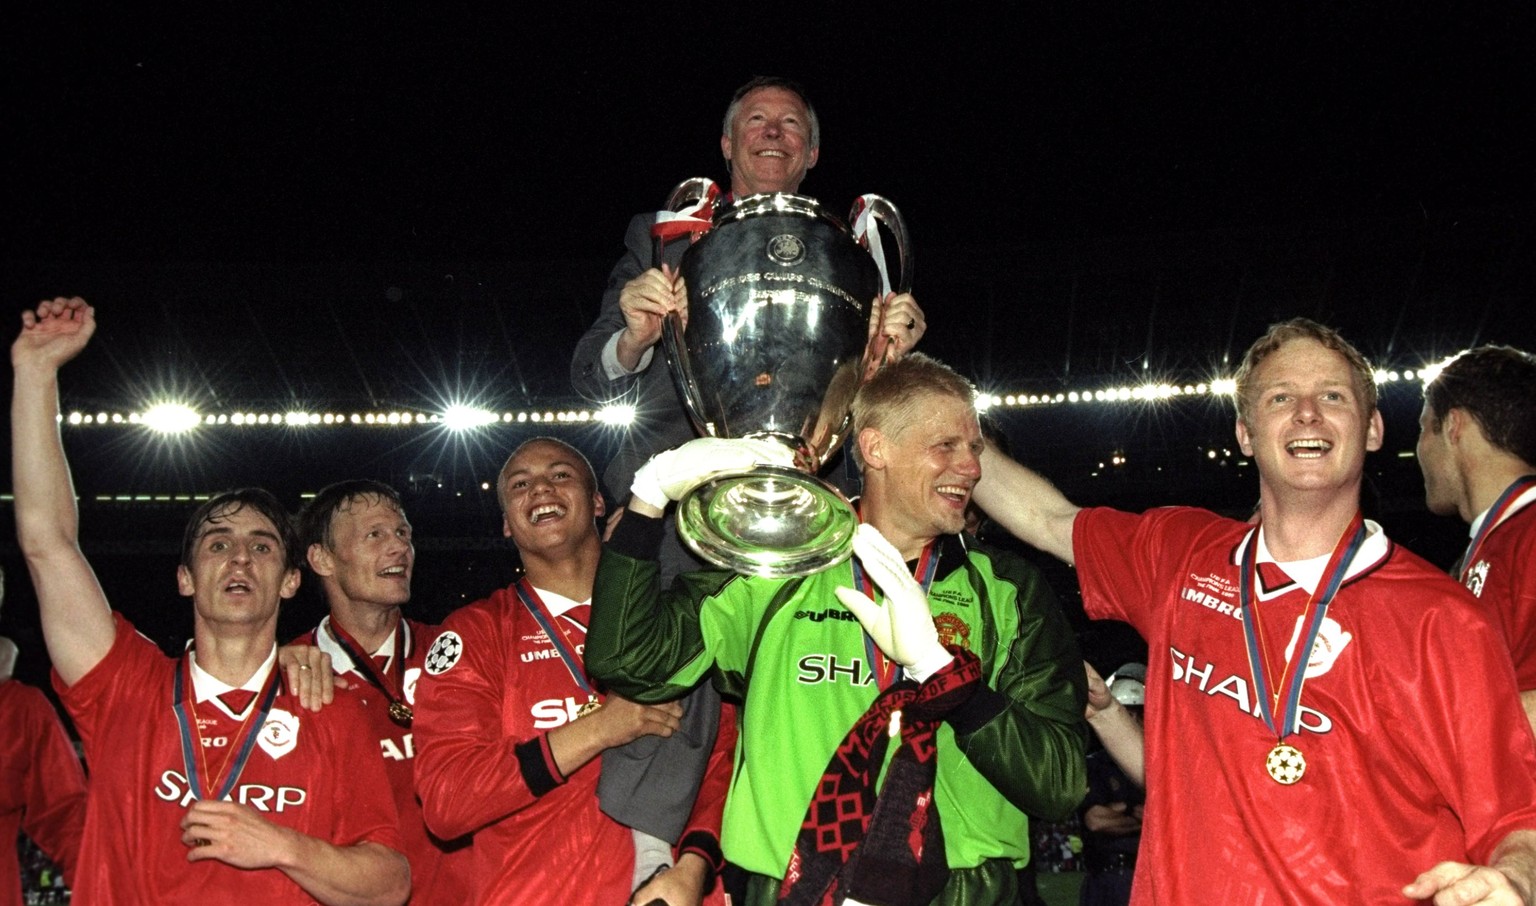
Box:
[654, 177, 721, 267]
[661, 309, 716, 438]
[850, 194, 914, 294]
[657, 178, 722, 437]
[664, 177, 719, 216]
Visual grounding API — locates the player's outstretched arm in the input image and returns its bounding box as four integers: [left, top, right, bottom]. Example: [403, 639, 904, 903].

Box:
[972, 444, 1082, 565]
[181, 800, 410, 906]
[11, 298, 116, 685]
[1402, 829, 1536, 905]
[1084, 661, 1145, 788]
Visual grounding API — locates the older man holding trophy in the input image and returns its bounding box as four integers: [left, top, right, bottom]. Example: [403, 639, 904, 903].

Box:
[571, 75, 926, 579]
[569, 76, 929, 899]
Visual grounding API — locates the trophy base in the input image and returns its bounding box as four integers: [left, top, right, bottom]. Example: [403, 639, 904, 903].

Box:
[676, 464, 858, 579]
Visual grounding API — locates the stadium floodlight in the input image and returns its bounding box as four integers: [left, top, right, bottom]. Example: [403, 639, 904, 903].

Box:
[141, 403, 201, 435]
[443, 404, 498, 432]
[596, 404, 637, 426]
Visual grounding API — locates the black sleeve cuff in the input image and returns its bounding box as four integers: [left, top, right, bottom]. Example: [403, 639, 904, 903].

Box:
[677, 829, 723, 891]
[945, 682, 1009, 737]
[609, 508, 666, 560]
[515, 734, 563, 798]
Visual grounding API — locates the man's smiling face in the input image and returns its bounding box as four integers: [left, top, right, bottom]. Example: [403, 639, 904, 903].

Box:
[1236, 337, 1383, 500]
[721, 85, 819, 197]
[498, 439, 604, 557]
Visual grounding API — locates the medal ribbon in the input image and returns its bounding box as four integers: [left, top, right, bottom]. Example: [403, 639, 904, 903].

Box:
[172, 651, 280, 801]
[650, 182, 720, 244]
[850, 541, 939, 690]
[513, 579, 597, 701]
[325, 617, 409, 708]
[851, 195, 893, 297]
[1239, 513, 1366, 741]
[1458, 475, 1536, 584]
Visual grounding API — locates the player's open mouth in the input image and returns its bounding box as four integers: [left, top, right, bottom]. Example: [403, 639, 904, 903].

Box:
[936, 484, 971, 503]
[755, 149, 787, 158]
[379, 565, 407, 577]
[1286, 439, 1332, 459]
[529, 504, 566, 525]
[224, 580, 251, 594]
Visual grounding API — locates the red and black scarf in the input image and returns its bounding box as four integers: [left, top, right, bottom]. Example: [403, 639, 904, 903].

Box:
[778, 647, 981, 906]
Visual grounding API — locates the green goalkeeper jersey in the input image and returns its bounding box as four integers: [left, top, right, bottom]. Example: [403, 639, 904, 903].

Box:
[588, 517, 1087, 879]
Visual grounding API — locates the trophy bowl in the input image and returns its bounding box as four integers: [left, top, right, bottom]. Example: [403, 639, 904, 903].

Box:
[660, 186, 910, 577]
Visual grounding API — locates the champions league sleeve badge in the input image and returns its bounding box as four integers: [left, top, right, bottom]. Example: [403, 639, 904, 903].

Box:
[425, 631, 463, 675]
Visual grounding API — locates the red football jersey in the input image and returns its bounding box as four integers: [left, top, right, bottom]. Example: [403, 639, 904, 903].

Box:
[0, 679, 86, 906]
[57, 613, 403, 905]
[296, 616, 471, 905]
[412, 583, 635, 905]
[1461, 493, 1536, 689]
[1075, 506, 1536, 905]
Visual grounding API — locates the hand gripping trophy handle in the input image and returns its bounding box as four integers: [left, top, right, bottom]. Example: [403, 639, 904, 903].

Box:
[656, 179, 914, 577]
[851, 193, 915, 368]
[657, 177, 722, 440]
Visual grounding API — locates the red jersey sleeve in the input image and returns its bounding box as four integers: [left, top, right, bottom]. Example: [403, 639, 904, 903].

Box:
[413, 597, 559, 840]
[12, 685, 87, 881]
[675, 700, 736, 890]
[1397, 587, 1536, 863]
[2, 681, 86, 890]
[1074, 506, 1232, 631]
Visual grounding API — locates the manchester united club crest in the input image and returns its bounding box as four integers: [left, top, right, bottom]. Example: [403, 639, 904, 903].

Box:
[425, 631, 463, 675]
[934, 613, 971, 652]
[1466, 559, 1490, 598]
[258, 708, 299, 760]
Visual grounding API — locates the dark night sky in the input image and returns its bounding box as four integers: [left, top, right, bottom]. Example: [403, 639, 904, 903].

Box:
[7, 5, 1531, 255]
[2, 5, 1534, 676]
[5, 6, 1534, 415]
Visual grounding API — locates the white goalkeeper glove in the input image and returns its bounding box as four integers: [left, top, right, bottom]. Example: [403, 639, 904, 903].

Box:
[834, 523, 954, 682]
[629, 436, 795, 511]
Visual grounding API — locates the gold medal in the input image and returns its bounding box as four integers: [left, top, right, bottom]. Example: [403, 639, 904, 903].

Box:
[388, 701, 413, 727]
[1265, 743, 1306, 785]
[577, 696, 601, 719]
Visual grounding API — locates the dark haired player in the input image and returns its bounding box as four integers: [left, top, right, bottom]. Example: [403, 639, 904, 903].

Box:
[12, 297, 409, 905]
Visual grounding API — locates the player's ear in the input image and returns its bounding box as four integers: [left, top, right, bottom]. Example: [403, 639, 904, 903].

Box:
[307, 543, 334, 577]
[1365, 408, 1384, 453]
[1235, 418, 1254, 458]
[858, 427, 887, 472]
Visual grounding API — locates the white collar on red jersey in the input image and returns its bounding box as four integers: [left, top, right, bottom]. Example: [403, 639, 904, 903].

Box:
[314, 615, 407, 676]
[1468, 483, 1536, 539]
[1234, 519, 1389, 599]
[528, 585, 591, 619]
[188, 643, 277, 706]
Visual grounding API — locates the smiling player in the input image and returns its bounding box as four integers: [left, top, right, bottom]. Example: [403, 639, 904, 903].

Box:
[971, 317, 1536, 905]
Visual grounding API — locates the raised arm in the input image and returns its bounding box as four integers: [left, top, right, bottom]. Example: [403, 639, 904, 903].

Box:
[973, 444, 1082, 565]
[11, 298, 116, 685]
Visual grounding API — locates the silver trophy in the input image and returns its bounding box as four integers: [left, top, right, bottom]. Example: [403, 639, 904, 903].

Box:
[659, 178, 912, 577]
